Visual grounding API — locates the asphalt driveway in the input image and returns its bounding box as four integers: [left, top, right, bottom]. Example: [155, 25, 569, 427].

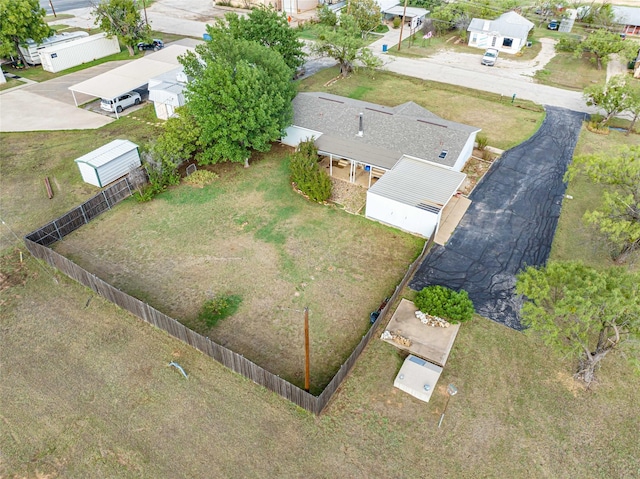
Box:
[410, 107, 585, 330]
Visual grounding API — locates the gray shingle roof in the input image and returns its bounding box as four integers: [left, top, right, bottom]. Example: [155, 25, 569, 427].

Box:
[468, 11, 534, 40]
[292, 92, 479, 168]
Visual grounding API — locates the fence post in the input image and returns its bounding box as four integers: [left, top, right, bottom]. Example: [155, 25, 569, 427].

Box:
[125, 178, 133, 196]
[53, 219, 62, 240]
[102, 190, 111, 210]
[80, 204, 88, 225]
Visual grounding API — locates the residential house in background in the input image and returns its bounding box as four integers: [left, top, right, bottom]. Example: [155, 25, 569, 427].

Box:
[148, 67, 187, 120]
[613, 6, 640, 37]
[282, 92, 480, 238]
[467, 11, 534, 54]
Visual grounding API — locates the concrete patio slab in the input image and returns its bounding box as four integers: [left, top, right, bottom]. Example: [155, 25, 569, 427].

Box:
[382, 298, 460, 367]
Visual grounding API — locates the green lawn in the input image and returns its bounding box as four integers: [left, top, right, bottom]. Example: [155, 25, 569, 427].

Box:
[51, 148, 424, 392]
[0, 105, 161, 250]
[2, 249, 638, 478]
[550, 126, 640, 270]
[534, 52, 606, 90]
[0, 77, 22, 90]
[298, 68, 545, 151]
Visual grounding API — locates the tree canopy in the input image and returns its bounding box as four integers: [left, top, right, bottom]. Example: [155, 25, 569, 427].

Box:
[0, 0, 52, 66]
[348, 0, 382, 37]
[179, 27, 296, 166]
[565, 146, 640, 264]
[583, 75, 631, 127]
[574, 29, 630, 70]
[516, 261, 640, 385]
[223, 6, 305, 72]
[93, 0, 149, 56]
[312, 13, 382, 77]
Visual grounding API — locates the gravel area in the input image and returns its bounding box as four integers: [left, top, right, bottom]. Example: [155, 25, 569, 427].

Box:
[330, 178, 367, 214]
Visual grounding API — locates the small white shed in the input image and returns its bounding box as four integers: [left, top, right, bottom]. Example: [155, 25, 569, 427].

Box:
[75, 140, 140, 187]
[39, 33, 120, 73]
[394, 355, 443, 403]
[366, 156, 466, 238]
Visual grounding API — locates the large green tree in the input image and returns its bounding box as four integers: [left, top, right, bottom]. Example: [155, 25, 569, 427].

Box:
[224, 6, 305, 72]
[0, 0, 52, 67]
[574, 29, 629, 70]
[348, 0, 382, 37]
[516, 261, 640, 385]
[312, 14, 381, 77]
[93, 0, 149, 56]
[180, 28, 296, 167]
[583, 75, 631, 127]
[565, 146, 640, 264]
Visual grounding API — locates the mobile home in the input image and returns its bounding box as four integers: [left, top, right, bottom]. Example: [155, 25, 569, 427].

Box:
[18, 31, 89, 65]
[39, 33, 120, 73]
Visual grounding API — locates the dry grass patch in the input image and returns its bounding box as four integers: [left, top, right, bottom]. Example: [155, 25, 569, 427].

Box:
[534, 52, 606, 91]
[51, 147, 424, 392]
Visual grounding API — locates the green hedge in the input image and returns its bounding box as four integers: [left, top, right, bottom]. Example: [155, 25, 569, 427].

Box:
[289, 140, 332, 203]
[414, 285, 474, 323]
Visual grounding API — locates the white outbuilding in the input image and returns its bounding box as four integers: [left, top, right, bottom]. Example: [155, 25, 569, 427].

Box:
[75, 139, 140, 187]
[39, 33, 120, 73]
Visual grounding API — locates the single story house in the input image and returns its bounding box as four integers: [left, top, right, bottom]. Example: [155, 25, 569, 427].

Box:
[282, 92, 480, 238]
[614, 6, 640, 37]
[148, 67, 187, 120]
[467, 11, 534, 54]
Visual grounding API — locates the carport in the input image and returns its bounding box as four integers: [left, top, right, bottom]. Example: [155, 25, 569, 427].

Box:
[68, 45, 193, 118]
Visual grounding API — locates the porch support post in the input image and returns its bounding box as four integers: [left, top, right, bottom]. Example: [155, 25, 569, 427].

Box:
[330, 154, 333, 176]
[368, 166, 372, 188]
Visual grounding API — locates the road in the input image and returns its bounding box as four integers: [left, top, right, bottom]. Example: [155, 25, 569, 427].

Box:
[41, 0, 91, 15]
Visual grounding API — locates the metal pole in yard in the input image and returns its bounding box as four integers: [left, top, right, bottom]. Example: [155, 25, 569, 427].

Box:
[397, 0, 409, 51]
[304, 307, 310, 392]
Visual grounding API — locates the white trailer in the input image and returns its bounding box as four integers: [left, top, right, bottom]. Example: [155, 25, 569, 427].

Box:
[18, 31, 89, 65]
[39, 33, 120, 73]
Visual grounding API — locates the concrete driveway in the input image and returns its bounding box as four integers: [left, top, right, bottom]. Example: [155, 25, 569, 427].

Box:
[410, 107, 585, 330]
[0, 62, 132, 132]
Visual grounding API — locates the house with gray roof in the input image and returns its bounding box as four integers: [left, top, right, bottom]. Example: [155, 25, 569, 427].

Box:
[467, 11, 534, 54]
[614, 6, 640, 37]
[281, 92, 480, 238]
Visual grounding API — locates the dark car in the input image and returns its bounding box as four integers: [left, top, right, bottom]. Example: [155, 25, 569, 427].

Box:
[547, 20, 560, 30]
[137, 39, 164, 52]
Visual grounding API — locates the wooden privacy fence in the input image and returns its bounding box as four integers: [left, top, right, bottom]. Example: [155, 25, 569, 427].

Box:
[25, 178, 133, 246]
[24, 188, 434, 414]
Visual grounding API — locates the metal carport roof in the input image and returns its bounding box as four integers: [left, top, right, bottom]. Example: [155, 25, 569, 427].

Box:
[68, 45, 193, 102]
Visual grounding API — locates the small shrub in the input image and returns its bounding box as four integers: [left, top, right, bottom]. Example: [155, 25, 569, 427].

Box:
[183, 170, 219, 188]
[199, 294, 242, 327]
[556, 36, 581, 53]
[289, 140, 332, 203]
[476, 134, 488, 151]
[318, 5, 337, 27]
[414, 285, 475, 323]
[392, 16, 401, 29]
[482, 149, 493, 161]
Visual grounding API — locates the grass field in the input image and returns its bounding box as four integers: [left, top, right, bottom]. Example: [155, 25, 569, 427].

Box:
[2, 250, 639, 478]
[534, 52, 606, 91]
[50, 147, 423, 392]
[298, 68, 545, 151]
[550, 126, 640, 270]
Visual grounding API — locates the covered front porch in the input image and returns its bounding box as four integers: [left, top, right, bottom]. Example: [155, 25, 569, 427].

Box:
[319, 155, 387, 189]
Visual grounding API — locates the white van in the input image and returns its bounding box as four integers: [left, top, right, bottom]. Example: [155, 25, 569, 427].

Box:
[100, 92, 142, 113]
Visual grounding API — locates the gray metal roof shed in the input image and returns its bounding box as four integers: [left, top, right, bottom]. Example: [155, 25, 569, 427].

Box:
[368, 155, 466, 211]
[75, 139, 140, 187]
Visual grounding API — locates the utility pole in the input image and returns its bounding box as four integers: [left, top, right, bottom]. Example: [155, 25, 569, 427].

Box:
[397, 0, 408, 51]
[142, 0, 148, 26]
[304, 307, 310, 392]
[49, 0, 57, 17]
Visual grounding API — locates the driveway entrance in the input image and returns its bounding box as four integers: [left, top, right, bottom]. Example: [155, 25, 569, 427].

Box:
[410, 107, 585, 330]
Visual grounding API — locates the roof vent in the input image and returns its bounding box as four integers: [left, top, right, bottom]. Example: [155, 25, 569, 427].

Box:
[357, 112, 364, 137]
[439, 150, 448, 159]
